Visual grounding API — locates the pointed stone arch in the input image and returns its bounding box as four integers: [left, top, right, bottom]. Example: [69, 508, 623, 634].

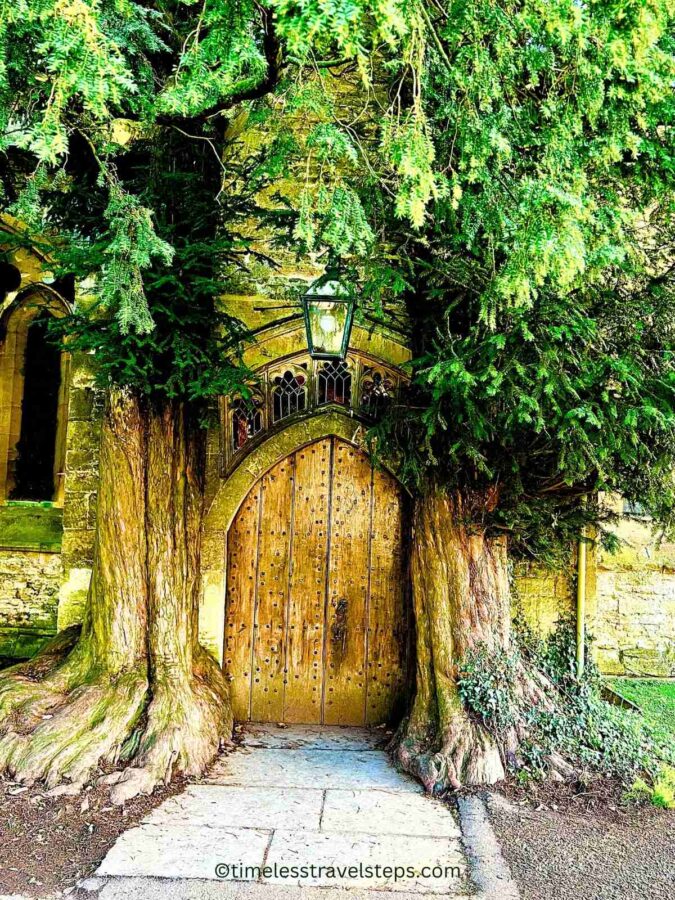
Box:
[0, 287, 71, 503]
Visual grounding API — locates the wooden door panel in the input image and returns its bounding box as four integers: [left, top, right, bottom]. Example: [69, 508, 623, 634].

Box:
[366, 467, 407, 724]
[250, 456, 294, 722]
[283, 439, 331, 723]
[323, 441, 372, 725]
[225, 437, 409, 726]
[224, 482, 261, 721]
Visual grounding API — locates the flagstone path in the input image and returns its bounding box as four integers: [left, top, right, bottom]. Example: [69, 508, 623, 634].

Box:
[92, 724, 475, 899]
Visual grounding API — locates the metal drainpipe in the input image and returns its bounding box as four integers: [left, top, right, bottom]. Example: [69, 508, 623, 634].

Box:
[576, 529, 587, 679]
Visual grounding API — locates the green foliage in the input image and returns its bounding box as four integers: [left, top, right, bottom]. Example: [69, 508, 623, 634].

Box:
[157, 1, 267, 117]
[292, 123, 374, 256]
[368, 0, 675, 550]
[268, 0, 410, 68]
[609, 678, 675, 752]
[0, 0, 160, 160]
[374, 256, 675, 551]
[456, 645, 519, 733]
[382, 112, 439, 227]
[98, 181, 174, 335]
[423, 0, 674, 315]
[296, 184, 374, 256]
[626, 766, 675, 809]
[42, 130, 257, 402]
[458, 617, 675, 783]
[0, 0, 673, 549]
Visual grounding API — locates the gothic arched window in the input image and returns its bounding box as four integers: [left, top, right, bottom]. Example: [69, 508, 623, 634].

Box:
[0, 290, 70, 503]
[271, 368, 308, 423]
[231, 396, 263, 451]
[317, 360, 352, 407]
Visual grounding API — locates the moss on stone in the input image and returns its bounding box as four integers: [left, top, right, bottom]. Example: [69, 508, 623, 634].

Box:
[0, 627, 54, 659]
[0, 504, 63, 552]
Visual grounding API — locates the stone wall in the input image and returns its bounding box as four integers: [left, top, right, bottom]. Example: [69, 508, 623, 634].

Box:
[56, 353, 102, 630]
[595, 508, 675, 677]
[0, 548, 61, 657]
[0, 349, 100, 655]
[513, 562, 576, 637]
[0, 236, 66, 657]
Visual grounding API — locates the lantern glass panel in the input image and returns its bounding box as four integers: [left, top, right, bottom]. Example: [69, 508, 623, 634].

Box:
[306, 299, 351, 357]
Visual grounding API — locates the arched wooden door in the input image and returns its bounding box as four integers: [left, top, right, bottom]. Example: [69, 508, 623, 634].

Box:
[224, 437, 410, 726]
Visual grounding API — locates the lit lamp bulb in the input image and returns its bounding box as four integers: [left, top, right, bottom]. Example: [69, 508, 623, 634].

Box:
[319, 311, 338, 335]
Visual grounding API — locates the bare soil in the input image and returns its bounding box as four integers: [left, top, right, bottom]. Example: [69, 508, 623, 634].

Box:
[0, 771, 185, 897]
[486, 782, 675, 900]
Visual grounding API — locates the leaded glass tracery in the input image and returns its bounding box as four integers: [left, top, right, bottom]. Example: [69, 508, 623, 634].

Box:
[222, 352, 406, 468]
[317, 360, 352, 406]
[361, 368, 395, 419]
[272, 368, 308, 423]
[231, 396, 263, 450]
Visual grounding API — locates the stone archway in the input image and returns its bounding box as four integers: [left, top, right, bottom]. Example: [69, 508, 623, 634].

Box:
[223, 436, 410, 726]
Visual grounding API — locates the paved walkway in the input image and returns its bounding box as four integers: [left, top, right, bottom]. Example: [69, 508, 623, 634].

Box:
[93, 724, 474, 899]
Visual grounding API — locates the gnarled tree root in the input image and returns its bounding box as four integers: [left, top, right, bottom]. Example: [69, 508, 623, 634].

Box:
[394, 662, 567, 796]
[111, 648, 233, 805]
[396, 711, 505, 795]
[0, 671, 148, 789]
[0, 626, 81, 723]
[0, 645, 231, 801]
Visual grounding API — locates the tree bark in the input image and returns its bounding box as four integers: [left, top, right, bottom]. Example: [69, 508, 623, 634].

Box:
[0, 390, 232, 801]
[395, 487, 547, 793]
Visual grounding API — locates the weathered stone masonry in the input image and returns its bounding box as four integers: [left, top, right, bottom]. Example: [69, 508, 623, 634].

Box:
[0, 545, 61, 658]
[0, 349, 101, 657]
[56, 355, 102, 632]
[595, 504, 675, 677]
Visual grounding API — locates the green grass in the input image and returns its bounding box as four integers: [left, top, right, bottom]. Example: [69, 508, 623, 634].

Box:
[609, 678, 675, 748]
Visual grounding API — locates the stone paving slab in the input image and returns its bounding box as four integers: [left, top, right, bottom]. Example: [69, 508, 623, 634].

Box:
[239, 724, 388, 751]
[205, 749, 420, 793]
[97, 727, 472, 898]
[321, 789, 461, 838]
[265, 830, 466, 894]
[98, 824, 270, 880]
[143, 785, 323, 831]
[96, 877, 474, 900]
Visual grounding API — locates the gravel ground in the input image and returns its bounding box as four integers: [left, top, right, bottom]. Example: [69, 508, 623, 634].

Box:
[487, 791, 675, 900]
[0, 771, 185, 896]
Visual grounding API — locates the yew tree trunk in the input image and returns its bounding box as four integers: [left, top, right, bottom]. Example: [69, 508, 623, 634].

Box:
[0, 390, 232, 801]
[395, 487, 546, 793]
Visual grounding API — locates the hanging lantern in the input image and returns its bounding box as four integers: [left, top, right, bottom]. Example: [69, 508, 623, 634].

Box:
[301, 269, 355, 360]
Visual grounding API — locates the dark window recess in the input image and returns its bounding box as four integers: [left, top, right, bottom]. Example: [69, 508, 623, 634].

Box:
[0, 261, 21, 304]
[361, 370, 394, 419]
[232, 398, 263, 451]
[272, 370, 307, 423]
[11, 313, 61, 500]
[318, 361, 352, 406]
